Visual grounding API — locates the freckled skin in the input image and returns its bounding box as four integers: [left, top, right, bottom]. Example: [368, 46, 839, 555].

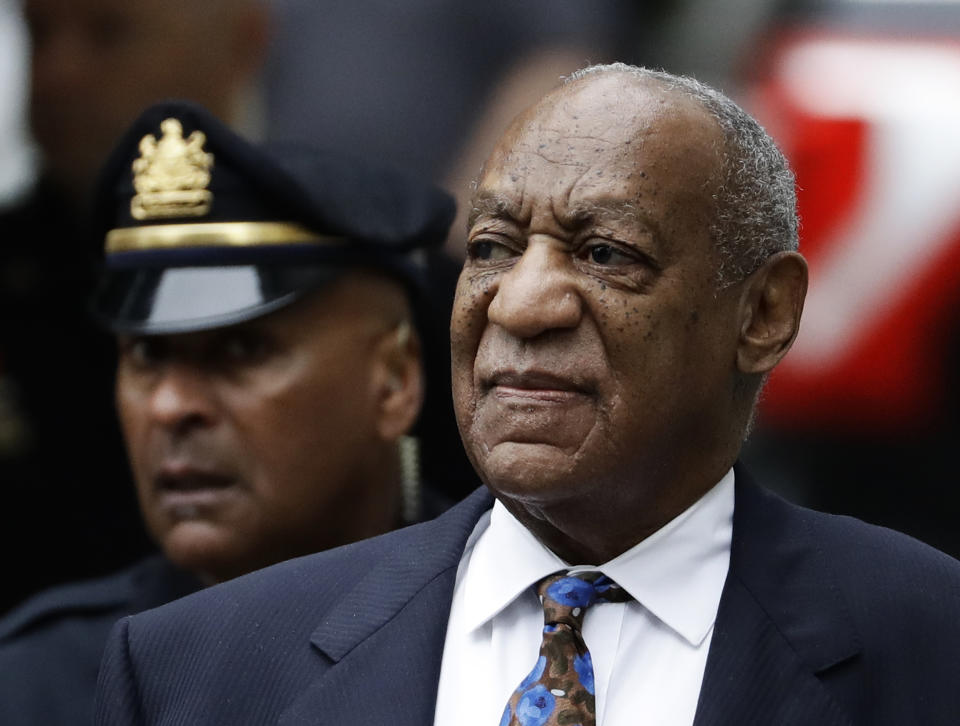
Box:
[451, 73, 753, 564]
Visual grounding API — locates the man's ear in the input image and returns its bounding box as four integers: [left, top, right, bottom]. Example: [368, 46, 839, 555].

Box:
[736, 251, 808, 375]
[371, 321, 425, 441]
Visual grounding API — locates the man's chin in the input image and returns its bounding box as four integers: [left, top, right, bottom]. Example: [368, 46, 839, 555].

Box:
[477, 440, 587, 503]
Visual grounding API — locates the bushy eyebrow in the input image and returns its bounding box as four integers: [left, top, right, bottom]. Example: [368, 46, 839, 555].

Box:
[468, 194, 652, 234]
[562, 201, 642, 228]
[466, 193, 522, 230]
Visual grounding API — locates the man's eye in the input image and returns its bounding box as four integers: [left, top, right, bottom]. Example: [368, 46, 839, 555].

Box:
[468, 239, 515, 262]
[583, 243, 635, 266]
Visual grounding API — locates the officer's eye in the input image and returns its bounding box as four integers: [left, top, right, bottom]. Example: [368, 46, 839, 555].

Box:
[119, 337, 164, 367]
[220, 331, 271, 364]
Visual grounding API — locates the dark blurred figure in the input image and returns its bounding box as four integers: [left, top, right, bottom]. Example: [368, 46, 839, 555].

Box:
[0, 100, 457, 725]
[263, 0, 622, 183]
[27, 0, 268, 208]
[0, 0, 270, 614]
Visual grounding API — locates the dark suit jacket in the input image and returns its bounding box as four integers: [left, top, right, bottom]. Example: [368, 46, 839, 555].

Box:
[0, 556, 201, 725]
[95, 472, 960, 725]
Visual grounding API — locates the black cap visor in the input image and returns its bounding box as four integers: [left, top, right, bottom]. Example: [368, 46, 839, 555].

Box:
[92, 264, 342, 335]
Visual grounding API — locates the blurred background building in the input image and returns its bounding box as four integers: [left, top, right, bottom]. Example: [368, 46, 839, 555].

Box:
[0, 0, 956, 614]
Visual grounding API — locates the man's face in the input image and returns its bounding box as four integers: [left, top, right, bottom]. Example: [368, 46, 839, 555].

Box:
[25, 0, 254, 197]
[116, 274, 409, 582]
[451, 75, 745, 521]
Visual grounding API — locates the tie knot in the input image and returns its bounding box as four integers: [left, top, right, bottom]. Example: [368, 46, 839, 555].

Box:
[536, 571, 630, 629]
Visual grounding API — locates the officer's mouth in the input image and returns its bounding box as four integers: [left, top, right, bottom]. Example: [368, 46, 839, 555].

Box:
[153, 467, 238, 516]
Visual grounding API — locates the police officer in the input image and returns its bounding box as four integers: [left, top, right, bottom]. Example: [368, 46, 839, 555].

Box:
[0, 100, 466, 724]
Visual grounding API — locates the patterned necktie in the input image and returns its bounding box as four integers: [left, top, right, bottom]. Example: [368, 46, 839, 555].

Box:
[500, 571, 632, 726]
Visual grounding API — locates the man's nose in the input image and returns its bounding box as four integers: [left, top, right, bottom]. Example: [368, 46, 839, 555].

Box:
[147, 365, 218, 434]
[487, 242, 583, 338]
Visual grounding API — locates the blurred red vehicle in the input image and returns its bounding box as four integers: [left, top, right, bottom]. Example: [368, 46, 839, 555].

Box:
[749, 27, 960, 434]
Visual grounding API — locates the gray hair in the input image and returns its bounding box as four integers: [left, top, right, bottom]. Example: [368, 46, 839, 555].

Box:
[565, 63, 798, 286]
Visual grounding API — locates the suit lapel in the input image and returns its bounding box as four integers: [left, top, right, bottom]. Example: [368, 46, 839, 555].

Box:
[694, 468, 860, 726]
[278, 488, 494, 726]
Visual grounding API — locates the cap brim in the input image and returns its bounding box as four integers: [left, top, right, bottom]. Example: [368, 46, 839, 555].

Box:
[91, 264, 341, 334]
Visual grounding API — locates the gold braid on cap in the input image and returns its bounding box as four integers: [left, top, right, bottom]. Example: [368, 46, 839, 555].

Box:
[105, 222, 345, 254]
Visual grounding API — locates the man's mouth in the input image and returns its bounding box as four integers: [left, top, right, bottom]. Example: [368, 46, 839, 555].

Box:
[485, 369, 593, 401]
[469, 366, 600, 452]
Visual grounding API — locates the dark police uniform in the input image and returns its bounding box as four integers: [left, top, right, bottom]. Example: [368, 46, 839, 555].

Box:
[0, 100, 473, 725]
[0, 556, 200, 724]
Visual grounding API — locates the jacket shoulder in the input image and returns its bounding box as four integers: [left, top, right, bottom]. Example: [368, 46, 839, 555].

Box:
[742, 477, 960, 646]
[805, 503, 960, 617]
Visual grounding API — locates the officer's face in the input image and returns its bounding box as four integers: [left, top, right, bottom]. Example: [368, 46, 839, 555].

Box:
[116, 273, 420, 583]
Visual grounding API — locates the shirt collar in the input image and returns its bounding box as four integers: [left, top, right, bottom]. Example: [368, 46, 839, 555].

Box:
[460, 469, 735, 647]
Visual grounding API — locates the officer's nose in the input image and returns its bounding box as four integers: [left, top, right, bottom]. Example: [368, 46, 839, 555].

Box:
[487, 242, 583, 338]
[146, 364, 218, 435]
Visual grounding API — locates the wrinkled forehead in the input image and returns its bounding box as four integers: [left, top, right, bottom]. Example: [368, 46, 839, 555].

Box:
[473, 74, 723, 217]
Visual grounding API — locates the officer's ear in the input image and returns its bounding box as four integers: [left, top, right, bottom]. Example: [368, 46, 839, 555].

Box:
[735, 251, 808, 375]
[371, 320, 424, 441]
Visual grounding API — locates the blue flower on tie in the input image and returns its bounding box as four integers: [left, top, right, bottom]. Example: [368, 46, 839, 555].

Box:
[573, 652, 595, 695]
[546, 577, 596, 608]
[518, 655, 547, 691]
[515, 685, 556, 726]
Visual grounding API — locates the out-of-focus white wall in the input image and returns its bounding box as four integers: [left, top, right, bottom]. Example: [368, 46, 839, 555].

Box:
[0, 0, 35, 207]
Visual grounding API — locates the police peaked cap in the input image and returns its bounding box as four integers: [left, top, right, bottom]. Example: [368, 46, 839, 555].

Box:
[90, 100, 455, 334]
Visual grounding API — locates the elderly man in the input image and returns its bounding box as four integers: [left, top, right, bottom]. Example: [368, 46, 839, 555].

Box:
[0, 100, 464, 724]
[95, 65, 960, 725]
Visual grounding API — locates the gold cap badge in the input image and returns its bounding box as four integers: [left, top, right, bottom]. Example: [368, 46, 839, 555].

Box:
[131, 118, 214, 220]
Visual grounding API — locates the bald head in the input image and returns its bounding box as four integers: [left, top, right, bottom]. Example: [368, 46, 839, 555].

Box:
[26, 0, 270, 202]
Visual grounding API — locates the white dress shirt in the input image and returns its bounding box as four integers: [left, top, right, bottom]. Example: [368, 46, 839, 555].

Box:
[433, 469, 734, 726]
